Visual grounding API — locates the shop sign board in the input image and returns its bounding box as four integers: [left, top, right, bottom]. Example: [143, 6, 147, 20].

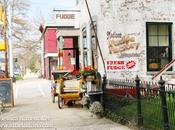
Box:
[71, 58, 75, 65]
[0, 78, 14, 107]
[0, 38, 5, 51]
[105, 31, 140, 73]
[106, 58, 138, 72]
[54, 10, 80, 28]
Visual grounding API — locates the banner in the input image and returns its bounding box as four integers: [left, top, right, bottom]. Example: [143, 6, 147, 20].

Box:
[0, 4, 5, 25]
[0, 51, 5, 70]
[0, 38, 5, 50]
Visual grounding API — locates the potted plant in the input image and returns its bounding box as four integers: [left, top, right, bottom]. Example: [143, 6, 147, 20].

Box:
[90, 101, 104, 118]
[82, 66, 96, 82]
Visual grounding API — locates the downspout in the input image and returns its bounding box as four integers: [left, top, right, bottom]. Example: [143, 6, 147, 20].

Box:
[84, 0, 107, 76]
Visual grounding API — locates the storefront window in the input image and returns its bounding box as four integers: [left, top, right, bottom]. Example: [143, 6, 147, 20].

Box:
[146, 22, 172, 71]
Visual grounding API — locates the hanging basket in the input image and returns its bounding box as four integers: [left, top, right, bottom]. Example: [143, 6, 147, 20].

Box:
[83, 67, 97, 82]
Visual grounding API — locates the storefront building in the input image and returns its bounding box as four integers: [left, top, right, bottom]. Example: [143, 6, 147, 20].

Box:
[77, 0, 175, 80]
[40, 10, 80, 79]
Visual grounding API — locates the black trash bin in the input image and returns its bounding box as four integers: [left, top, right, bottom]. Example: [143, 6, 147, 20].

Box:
[88, 91, 103, 104]
[12, 77, 16, 83]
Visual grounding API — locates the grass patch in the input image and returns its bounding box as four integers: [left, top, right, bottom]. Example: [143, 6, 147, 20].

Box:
[15, 75, 23, 81]
[104, 95, 175, 130]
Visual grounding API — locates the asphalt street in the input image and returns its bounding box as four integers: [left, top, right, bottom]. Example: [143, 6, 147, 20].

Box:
[0, 77, 132, 130]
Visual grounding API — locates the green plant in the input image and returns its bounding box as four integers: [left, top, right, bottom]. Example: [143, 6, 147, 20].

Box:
[104, 97, 166, 130]
[15, 75, 23, 81]
[90, 101, 104, 117]
[83, 66, 96, 74]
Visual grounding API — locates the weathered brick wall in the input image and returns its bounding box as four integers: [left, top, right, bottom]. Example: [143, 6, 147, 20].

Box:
[78, 0, 175, 80]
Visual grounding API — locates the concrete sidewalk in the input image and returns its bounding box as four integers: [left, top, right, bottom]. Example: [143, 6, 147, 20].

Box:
[1, 78, 133, 130]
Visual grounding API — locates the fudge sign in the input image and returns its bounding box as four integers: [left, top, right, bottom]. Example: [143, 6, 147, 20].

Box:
[56, 13, 75, 19]
[106, 60, 137, 71]
[107, 31, 139, 54]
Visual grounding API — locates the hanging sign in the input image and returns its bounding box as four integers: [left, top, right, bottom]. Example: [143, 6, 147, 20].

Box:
[0, 39, 5, 51]
[71, 58, 75, 65]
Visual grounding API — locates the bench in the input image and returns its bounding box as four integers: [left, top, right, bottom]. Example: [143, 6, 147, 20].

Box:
[63, 79, 81, 93]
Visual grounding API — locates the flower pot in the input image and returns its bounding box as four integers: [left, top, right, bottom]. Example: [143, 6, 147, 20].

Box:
[85, 75, 95, 82]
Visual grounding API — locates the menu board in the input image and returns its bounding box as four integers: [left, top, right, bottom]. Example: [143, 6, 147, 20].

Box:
[0, 78, 14, 106]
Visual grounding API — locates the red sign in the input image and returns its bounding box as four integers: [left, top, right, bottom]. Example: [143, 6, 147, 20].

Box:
[107, 60, 137, 71]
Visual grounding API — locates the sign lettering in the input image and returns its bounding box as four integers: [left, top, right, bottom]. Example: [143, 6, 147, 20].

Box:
[106, 60, 137, 71]
[56, 14, 75, 19]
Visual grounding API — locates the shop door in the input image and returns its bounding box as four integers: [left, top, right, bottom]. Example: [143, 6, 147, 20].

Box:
[62, 37, 79, 70]
[62, 48, 79, 70]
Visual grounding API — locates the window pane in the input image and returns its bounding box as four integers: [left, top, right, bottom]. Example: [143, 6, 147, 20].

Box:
[159, 36, 169, 46]
[149, 36, 158, 46]
[147, 23, 172, 71]
[159, 25, 168, 35]
[148, 25, 157, 35]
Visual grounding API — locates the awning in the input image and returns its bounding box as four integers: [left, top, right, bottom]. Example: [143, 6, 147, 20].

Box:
[44, 53, 58, 58]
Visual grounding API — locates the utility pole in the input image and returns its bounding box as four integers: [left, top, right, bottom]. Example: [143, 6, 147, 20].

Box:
[8, 1, 13, 78]
[3, 0, 8, 78]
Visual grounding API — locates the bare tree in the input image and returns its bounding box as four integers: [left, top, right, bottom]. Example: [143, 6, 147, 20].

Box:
[11, 0, 30, 42]
[9, 0, 44, 73]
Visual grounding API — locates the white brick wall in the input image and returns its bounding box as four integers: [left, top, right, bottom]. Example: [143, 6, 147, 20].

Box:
[78, 0, 175, 80]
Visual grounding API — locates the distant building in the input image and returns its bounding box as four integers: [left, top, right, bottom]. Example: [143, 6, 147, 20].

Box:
[77, 0, 175, 80]
[40, 10, 80, 79]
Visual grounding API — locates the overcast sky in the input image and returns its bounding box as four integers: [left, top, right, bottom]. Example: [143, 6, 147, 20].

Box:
[28, 0, 76, 21]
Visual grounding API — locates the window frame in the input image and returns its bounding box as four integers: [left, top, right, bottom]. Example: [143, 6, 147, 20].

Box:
[146, 22, 173, 72]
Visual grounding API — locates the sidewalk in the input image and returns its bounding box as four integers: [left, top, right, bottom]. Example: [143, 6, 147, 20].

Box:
[8, 78, 133, 130]
[23, 69, 38, 79]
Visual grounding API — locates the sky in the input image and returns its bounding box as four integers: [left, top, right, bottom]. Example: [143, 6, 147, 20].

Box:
[28, 0, 77, 22]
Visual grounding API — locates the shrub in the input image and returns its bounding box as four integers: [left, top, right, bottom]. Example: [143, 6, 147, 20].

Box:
[90, 101, 104, 117]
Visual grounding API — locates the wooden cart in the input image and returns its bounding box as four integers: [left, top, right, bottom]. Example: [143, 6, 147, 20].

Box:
[52, 70, 83, 109]
[51, 70, 71, 103]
